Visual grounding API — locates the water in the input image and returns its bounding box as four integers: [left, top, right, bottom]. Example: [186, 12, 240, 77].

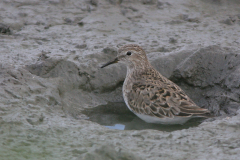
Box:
[82, 102, 205, 131]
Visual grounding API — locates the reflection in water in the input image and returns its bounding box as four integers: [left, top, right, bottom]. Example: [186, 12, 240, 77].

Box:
[105, 124, 125, 130]
[82, 102, 205, 131]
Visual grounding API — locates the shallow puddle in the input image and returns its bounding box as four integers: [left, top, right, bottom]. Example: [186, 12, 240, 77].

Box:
[82, 102, 205, 131]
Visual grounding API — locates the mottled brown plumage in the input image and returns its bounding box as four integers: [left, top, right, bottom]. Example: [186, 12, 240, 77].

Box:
[101, 44, 210, 124]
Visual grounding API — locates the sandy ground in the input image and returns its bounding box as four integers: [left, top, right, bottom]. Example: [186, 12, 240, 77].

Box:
[0, 0, 240, 159]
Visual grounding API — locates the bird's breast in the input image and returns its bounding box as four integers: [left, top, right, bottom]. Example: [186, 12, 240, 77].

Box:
[122, 76, 134, 112]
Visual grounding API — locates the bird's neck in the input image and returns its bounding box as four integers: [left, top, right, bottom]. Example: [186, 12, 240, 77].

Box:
[126, 61, 152, 79]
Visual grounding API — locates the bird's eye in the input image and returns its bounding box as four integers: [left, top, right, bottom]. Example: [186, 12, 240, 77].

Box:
[126, 51, 132, 55]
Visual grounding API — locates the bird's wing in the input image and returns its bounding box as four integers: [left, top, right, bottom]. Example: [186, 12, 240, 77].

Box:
[126, 74, 209, 119]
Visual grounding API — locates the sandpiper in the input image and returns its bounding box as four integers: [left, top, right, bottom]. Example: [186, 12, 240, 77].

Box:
[101, 44, 210, 124]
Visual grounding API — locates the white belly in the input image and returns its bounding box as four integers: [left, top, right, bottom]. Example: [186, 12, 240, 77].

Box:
[135, 113, 192, 125]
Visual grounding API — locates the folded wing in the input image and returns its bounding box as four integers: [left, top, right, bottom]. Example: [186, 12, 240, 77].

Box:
[127, 72, 210, 119]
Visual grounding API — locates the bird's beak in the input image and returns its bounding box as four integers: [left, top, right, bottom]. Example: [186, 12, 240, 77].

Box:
[101, 57, 119, 68]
